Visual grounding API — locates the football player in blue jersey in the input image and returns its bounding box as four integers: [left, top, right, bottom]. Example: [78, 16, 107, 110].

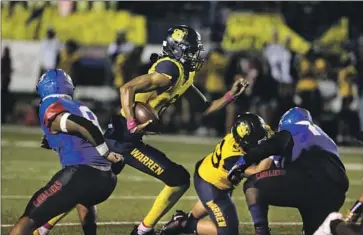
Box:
[9, 69, 122, 235]
[228, 107, 349, 235]
[33, 136, 99, 235]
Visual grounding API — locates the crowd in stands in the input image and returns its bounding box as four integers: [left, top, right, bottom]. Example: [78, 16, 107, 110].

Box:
[2, 1, 363, 146]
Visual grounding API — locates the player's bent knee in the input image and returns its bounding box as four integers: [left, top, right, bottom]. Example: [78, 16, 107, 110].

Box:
[243, 177, 256, 193]
[162, 165, 190, 187]
[10, 216, 36, 235]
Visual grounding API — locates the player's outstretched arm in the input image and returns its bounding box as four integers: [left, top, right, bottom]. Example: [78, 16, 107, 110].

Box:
[120, 72, 172, 133]
[185, 77, 248, 116]
[48, 112, 123, 163]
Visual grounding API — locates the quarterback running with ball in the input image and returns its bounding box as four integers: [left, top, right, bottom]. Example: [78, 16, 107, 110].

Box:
[106, 25, 248, 235]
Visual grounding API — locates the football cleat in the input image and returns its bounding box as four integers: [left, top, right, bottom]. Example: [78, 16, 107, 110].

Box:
[160, 210, 189, 235]
[255, 226, 271, 235]
[33, 227, 50, 235]
[130, 226, 158, 235]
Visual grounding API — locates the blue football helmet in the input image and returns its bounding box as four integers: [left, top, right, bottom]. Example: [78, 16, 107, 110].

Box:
[278, 107, 312, 132]
[36, 69, 74, 99]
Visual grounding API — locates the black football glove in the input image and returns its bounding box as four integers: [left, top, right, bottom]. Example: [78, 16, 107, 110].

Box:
[40, 135, 51, 150]
[227, 157, 248, 185]
[160, 210, 189, 235]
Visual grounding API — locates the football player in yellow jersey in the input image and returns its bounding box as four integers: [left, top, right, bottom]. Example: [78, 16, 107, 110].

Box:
[160, 113, 273, 235]
[103, 25, 249, 235]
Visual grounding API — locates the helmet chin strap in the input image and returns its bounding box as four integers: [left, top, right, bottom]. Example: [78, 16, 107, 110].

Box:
[42, 94, 72, 101]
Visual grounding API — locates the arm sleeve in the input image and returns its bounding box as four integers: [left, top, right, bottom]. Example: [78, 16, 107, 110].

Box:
[243, 130, 293, 165]
[155, 60, 180, 85]
[44, 101, 67, 128]
[67, 114, 106, 148]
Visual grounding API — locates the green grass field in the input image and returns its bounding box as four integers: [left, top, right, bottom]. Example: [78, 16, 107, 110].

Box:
[1, 127, 363, 235]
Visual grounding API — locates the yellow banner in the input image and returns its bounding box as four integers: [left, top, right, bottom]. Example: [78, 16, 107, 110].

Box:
[1, 5, 147, 46]
[318, 17, 348, 45]
[222, 13, 311, 54]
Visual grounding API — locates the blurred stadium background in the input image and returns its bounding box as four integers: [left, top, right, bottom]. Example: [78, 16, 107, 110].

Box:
[2, 1, 363, 144]
[1, 1, 363, 234]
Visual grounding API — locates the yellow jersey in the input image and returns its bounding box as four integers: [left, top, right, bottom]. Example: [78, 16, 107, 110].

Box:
[121, 56, 195, 117]
[198, 133, 246, 190]
[198, 125, 274, 190]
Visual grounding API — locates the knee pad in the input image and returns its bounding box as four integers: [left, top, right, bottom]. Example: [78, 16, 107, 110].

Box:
[162, 165, 190, 187]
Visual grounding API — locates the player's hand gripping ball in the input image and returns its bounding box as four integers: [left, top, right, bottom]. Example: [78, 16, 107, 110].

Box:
[132, 102, 160, 134]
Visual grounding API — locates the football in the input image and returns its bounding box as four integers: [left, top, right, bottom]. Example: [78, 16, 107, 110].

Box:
[134, 101, 160, 131]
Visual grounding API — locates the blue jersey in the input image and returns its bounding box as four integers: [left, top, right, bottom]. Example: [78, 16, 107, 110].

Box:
[276, 120, 339, 167]
[39, 96, 110, 168]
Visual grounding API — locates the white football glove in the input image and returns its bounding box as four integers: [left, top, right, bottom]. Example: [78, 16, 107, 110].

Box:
[313, 212, 344, 235]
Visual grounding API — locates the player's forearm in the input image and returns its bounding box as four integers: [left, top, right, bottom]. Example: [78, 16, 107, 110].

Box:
[50, 113, 109, 156]
[120, 83, 137, 120]
[244, 158, 273, 176]
[203, 99, 227, 116]
[120, 74, 156, 120]
[202, 76, 249, 115]
[203, 91, 236, 116]
[120, 73, 171, 121]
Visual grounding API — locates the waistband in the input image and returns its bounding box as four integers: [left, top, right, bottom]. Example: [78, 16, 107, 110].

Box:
[89, 165, 112, 171]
